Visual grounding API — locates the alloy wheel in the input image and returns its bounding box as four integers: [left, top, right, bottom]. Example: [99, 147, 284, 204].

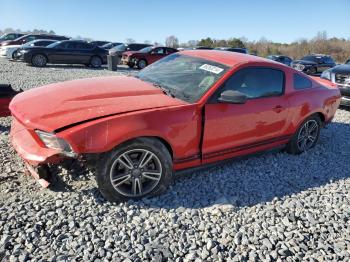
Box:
[109, 149, 163, 197]
[297, 119, 319, 152]
[32, 54, 46, 67]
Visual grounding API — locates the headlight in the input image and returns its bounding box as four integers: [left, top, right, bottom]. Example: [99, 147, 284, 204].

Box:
[35, 130, 73, 153]
[321, 70, 331, 81]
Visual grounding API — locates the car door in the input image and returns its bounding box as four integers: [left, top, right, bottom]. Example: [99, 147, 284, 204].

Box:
[75, 42, 94, 64]
[148, 47, 166, 64]
[50, 42, 80, 64]
[202, 67, 290, 163]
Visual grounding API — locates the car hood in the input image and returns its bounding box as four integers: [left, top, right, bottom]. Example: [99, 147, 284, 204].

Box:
[330, 64, 350, 74]
[10, 76, 186, 132]
[293, 59, 317, 65]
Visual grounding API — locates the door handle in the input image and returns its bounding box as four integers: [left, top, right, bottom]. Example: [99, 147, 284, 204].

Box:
[272, 105, 284, 113]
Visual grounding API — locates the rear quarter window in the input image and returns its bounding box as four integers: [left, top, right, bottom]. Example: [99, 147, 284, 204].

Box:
[294, 74, 312, 90]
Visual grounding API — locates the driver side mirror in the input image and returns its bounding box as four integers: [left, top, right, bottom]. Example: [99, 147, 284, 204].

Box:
[218, 90, 247, 104]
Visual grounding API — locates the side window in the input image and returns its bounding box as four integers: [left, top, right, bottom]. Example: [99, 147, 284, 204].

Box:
[76, 43, 92, 49]
[220, 68, 284, 99]
[26, 36, 36, 42]
[293, 74, 312, 90]
[153, 48, 165, 54]
[66, 42, 78, 49]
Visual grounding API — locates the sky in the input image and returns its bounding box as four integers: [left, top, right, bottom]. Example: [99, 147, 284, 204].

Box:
[1, 0, 349, 44]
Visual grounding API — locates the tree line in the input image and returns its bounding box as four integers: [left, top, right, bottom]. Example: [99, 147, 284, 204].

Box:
[2, 28, 349, 63]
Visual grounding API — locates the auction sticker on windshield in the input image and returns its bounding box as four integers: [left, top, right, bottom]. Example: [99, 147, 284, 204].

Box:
[199, 64, 224, 74]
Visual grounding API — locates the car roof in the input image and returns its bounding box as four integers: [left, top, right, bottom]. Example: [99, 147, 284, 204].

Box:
[181, 50, 279, 67]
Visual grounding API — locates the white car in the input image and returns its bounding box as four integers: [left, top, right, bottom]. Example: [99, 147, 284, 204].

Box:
[1, 39, 57, 59]
[0, 44, 21, 59]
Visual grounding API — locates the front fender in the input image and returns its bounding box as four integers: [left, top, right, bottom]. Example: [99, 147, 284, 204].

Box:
[57, 105, 201, 161]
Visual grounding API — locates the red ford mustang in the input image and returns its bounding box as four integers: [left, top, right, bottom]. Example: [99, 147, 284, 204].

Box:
[9, 51, 340, 201]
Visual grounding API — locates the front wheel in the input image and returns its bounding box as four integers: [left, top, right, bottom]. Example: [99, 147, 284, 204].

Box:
[286, 115, 321, 154]
[308, 67, 317, 75]
[137, 59, 147, 69]
[96, 138, 173, 202]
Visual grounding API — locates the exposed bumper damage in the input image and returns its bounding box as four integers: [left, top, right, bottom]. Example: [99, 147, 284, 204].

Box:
[10, 117, 76, 187]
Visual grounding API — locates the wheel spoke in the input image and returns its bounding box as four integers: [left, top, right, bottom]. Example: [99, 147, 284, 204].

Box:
[112, 174, 131, 186]
[118, 153, 134, 170]
[139, 151, 153, 168]
[142, 171, 162, 181]
[132, 178, 142, 196]
[308, 122, 318, 133]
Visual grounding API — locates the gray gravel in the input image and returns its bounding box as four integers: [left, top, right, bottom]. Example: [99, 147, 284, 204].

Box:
[1, 57, 350, 261]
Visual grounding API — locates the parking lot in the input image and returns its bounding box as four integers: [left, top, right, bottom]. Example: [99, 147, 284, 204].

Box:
[0, 57, 349, 261]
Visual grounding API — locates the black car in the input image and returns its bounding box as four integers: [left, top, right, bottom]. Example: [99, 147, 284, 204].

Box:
[0, 33, 25, 43]
[291, 54, 336, 75]
[267, 55, 293, 66]
[101, 42, 123, 50]
[215, 47, 248, 54]
[89, 41, 111, 47]
[18, 40, 108, 68]
[321, 59, 350, 107]
[109, 43, 152, 57]
[12, 39, 58, 59]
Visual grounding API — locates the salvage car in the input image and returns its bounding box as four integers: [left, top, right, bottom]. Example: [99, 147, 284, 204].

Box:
[321, 59, 350, 106]
[121, 46, 178, 69]
[1, 39, 57, 60]
[89, 41, 111, 47]
[0, 84, 22, 117]
[0, 34, 69, 47]
[291, 54, 336, 75]
[0, 33, 25, 43]
[17, 40, 108, 68]
[267, 55, 293, 66]
[9, 51, 340, 201]
[101, 42, 123, 50]
[109, 43, 152, 58]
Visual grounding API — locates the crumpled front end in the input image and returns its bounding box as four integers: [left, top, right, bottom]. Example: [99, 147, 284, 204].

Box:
[10, 117, 77, 187]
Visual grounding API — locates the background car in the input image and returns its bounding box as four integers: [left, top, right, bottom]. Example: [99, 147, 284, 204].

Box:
[2, 39, 57, 60]
[121, 46, 178, 69]
[108, 43, 152, 58]
[215, 47, 248, 54]
[267, 55, 293, 66]
[0, 34, 69, 47]
[101, 42, 123, 50]
[17, 40, 108, 68]
[321, 59, 350, 106]
[89, 41, 111, 47]
[0, 33, 25, 43]
[9, 51, 340, 201]
[0, 84, 22, 117]
[291, 54, 336, 75]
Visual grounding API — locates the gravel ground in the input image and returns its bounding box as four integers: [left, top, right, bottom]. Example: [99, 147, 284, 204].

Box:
[0, 57, 350, 262]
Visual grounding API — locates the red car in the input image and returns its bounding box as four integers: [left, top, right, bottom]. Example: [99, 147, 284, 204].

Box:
[121, 46, 178, 69]
[9, 51, 340, 201]
[0, 84, 22, 117]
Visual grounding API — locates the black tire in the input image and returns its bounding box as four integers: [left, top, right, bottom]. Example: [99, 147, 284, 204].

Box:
[137, 59, 147, 69]
[31, 54, 47, 67]
[12, 50, 18, 60]
[127, 63, 134, 68]
[286, 115, 321, 155]
[90, 56, 102, 68]
[308, 67, 317, 75]
[96, 138, 173, 202]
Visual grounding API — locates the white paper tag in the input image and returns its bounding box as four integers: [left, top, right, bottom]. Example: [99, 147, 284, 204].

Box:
[199, 64, 224, 74]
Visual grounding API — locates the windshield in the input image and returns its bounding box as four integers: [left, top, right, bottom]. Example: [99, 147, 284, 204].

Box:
[46, 41, 61, 48]
[137, 53, 229, 103]
[140, 46, 153, 53]
[346, 60, 350, 65]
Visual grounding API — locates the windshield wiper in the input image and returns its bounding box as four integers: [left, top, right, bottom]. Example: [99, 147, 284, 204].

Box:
[152, 83, 175, 98]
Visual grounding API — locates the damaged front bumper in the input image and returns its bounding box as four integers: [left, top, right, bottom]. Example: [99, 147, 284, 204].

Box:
[10, 118, 77, 187]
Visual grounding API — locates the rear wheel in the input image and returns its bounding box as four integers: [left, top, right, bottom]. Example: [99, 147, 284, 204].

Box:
[90, 56, 102, 68]
[12, 50, 18, 59]
[286, 115, 321, 154]
[96, 138, 173, 202]
[31, 54, 47, 67]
